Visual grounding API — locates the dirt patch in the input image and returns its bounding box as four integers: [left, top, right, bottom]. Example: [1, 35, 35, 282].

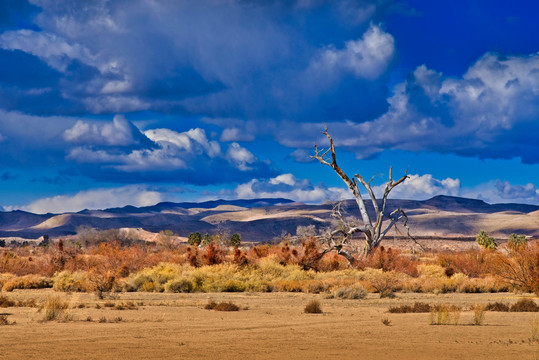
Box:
[0, 290, 537, 359]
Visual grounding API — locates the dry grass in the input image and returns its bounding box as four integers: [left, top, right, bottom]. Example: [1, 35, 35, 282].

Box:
[304, 299, 322, 314]
[485, 302, 510, 312]
[510, 298, 539, 312]
[471, 303, 486, 325]
[388, 302, 431, 313]
[327, 285, 368, 300]
[1, 240, 537, 297]
[0, 314, 15, 325]
[204, 300, 240, 311]
[0, 290, 537, 359]
[530, 316, 539, 343]
[429, 304, 461, 325]
[2, 275, 52, 292]
[41, 296, 69, 321]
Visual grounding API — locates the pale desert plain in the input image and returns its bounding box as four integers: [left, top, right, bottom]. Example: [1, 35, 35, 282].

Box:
[1, 289, 538, 360]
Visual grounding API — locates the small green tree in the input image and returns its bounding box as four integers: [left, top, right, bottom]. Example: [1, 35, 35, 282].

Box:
[476, 230, 497, 249]
[507, 233, 527, 249]
[229, 233, 241, 248]
[201, 233, 212, 246]
[187, 232, 202, 246]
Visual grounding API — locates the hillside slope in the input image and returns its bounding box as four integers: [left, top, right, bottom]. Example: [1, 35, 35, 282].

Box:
[1, 196, 538, 242]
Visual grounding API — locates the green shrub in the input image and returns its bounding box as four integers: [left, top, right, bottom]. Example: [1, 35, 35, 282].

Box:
[476, 230, 497, 249]
[508, 233, 527, 249]
[165, 278, 194, 293]
[188, 232, 202, 246]
[53, 272, 88, 292]
[229, 233, 241, 248]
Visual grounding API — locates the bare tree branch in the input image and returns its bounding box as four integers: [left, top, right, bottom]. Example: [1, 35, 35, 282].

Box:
[311, 127, 420, 261]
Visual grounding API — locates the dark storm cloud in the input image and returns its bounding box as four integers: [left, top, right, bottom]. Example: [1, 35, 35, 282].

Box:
[0, 0, 397, 120]
[279, 53, 539, 164]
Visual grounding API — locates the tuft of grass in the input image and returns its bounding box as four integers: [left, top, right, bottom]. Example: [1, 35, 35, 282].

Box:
[41, 296, 69, 321]
[328, 285, 367, 300]
[204, 300, 240, 311]
[0, 295, 16, 307]
[113, 301, 138, 310]
[389, 302, 431, 313]
[0, 296, 37, 308]
[429, 304, 461, 325]
[471, 303, 486, 325]
[0, 314, 15, 326]
[381, 317, 391, 326]
[304, 299, 322, 314]
[213, 302, 240, 311]
[485, 302, 510, 312]
[510, 298, 539, 312]
[204, 300, 217, 310]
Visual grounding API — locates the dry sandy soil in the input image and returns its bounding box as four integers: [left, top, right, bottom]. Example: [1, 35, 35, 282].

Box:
[1, 290, 538, 360]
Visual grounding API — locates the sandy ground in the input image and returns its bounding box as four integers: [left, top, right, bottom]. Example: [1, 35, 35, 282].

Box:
[1, 290, 538, 360]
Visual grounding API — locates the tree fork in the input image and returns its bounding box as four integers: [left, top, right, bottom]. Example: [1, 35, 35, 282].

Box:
[312, 126, 419, 259]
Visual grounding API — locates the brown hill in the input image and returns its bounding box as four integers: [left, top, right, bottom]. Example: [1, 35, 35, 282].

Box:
[1, 196, 538, 243]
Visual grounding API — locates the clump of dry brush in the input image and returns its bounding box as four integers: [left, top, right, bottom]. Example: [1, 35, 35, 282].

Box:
[1, 236, 538, 297]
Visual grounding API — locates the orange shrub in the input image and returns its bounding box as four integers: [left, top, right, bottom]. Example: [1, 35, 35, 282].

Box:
[357, 247, 419, 276]
[492, 240, 539, 294]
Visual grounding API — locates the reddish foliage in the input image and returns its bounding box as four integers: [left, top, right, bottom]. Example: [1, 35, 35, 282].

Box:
[491, 240, 539, 295]
[202, 243, 222, 266]
[299, 237, 321, 271]
[233, 248, 248, 266]
[186, 247, 199, 267]
[436, 250, 492, 278]
[357, 246, 419, 276]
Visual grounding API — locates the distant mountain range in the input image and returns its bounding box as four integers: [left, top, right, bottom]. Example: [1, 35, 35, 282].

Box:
[1, 196, 539, 242]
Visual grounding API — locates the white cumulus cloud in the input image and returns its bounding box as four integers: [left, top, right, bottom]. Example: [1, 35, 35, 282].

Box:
[63, 115, 144, 146]
[17, 185, 163, 214]
[233, 173, 350, 203]
[374, 174, 461, 200]
[309, 24, 395, 80]
[225, 143, 256, 171]
[462, 180, 539, 205]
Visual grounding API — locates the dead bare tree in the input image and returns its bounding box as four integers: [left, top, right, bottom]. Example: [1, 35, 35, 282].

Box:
[312, 127, 420, 260]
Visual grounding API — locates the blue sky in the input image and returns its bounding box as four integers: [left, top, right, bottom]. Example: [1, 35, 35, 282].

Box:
[1, 0, 539, 213]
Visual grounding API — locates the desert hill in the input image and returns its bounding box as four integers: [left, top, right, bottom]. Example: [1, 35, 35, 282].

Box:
[1, 195, 538, 243]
